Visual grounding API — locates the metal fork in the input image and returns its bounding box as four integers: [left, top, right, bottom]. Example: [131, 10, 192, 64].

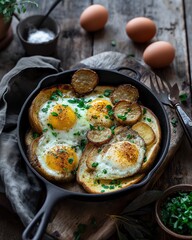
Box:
[149, 75, 192, 147]
[149, 75, 173, 108]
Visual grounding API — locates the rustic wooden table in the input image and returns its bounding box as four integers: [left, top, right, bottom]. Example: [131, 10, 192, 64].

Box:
[0, 0, 192, 239]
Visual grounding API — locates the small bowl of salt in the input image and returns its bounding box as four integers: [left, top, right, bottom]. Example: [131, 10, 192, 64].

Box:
[17, 15, 60, 56]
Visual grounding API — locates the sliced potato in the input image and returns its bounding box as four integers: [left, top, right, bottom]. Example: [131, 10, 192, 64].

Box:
[71, 68, 99, 95]
[132, 122, 156, 145]
[110, 84, 139, 104]
[87, 127, 113, 145]
[114, 101, 142, 125]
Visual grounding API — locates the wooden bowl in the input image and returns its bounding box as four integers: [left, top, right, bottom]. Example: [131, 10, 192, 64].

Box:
[155, 184, 192, 239]
[16, 15, 60, 56]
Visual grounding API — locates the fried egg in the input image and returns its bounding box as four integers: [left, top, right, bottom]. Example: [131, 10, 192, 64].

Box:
[34, 135, 81, 181]
[32, 87, 115, 181]
[86, 128, 146, 180]
[86, 99, 113, 127]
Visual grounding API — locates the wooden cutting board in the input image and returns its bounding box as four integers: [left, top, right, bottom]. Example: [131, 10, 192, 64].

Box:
[46, 51, 184, 240]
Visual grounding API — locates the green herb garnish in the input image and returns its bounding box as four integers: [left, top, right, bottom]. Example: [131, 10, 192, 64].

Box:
[179, 93, 188, 103]
[161, 191, 192, 235]
[42, 108, 48, 113]
[171, 117, 178, 128]
[78, 139, 87, 151]
[110, 125, 116, 134]
[52, 132, 58, 137]
[104, 89, 112, 97]
[117, 114, 127, 121]
[68, 158, 74, 164]
[75, 108, 81, 118]
[143, 108, 147, 115]
[50, 89, 63, 100]
[73, 131, 81, 136]
[92, 162, 99, 168]
[51, 112, 58, 116]
[127, 134, 133, 139]
[32, 132, 39, 139]
[47, 123, 54, 130]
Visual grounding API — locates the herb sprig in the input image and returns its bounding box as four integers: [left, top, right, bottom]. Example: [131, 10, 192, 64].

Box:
[0, 0, 38, 21]
[110, 190, 163, 240]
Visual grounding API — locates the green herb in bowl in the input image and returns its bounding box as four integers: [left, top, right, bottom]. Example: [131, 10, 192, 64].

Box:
[161, 191, 192, 235]
[155, 184, 192, 239]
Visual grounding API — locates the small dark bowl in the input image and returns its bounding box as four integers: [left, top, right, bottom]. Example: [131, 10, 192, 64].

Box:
[155, 184, 192, 239]
[17, 15, 60, 56]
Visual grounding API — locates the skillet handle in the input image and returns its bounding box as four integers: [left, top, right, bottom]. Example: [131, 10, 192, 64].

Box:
[22, 184, 69, 240]
[115, 67, 141, 81]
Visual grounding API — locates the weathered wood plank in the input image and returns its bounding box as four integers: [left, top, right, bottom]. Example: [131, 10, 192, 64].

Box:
[0, 0, 192, 239]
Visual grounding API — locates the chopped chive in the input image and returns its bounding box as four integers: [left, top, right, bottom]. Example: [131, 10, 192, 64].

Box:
[146, 118, 152, 122]
[68, 158, 74, 164]
[104, 89, 112, 97]
[127, 134, 133, 139]
[117, 114, 127, 121]
[90, 124, 95, 130]
[98, 148, 102, 153]
[32, 132, 39, 139]
[47, 123, 54, 130]
[73, 131, 81, 136]
[51, 112, 58, 116]
[179, 93, 188, 103]
[42, 108, 48, 113]
[92, 162, 99, 168]
[143, 108, 147, 115]
[52, 132, 57, 137]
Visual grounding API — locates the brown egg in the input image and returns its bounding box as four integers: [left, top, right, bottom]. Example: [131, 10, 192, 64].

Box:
[80, 4, 108, 32]
[143, 41, 175, 68]
[125, 17, 156, 43]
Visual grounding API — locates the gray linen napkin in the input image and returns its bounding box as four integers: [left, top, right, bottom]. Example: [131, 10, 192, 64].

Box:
[0, 56, 61, 225]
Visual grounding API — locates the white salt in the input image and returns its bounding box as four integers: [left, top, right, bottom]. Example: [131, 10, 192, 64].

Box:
[27, 28, 55, 44]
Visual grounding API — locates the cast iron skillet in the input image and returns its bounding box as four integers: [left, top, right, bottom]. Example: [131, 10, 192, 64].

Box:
[17, 68, 170, 240]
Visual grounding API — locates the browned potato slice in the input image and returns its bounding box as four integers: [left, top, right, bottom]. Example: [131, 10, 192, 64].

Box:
[132, 122, 156, 145]
[71, 68, 99, 95]
[87, 127, 113, 145]
[114, 101, 142, 125]
[110, 84, 139, 104]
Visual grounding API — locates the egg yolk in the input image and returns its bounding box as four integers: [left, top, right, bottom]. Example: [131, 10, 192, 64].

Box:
[86, 99, 113, 127]
[45, 145, 78, 173]
[107, 141, 139, 168]
[48, 104, 76, 131]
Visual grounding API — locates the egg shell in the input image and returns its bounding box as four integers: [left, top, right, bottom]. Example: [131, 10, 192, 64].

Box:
[80, 4, 108, 32]
[143, 41, 175, 68]
[125, 17, 156, 43]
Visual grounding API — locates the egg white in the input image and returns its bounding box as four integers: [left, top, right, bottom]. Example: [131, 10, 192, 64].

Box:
[92, 140, 145, 180]
[38, 94, 112, 145]
[36, 135, 82, 178]
[35, 92, 113, 177]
